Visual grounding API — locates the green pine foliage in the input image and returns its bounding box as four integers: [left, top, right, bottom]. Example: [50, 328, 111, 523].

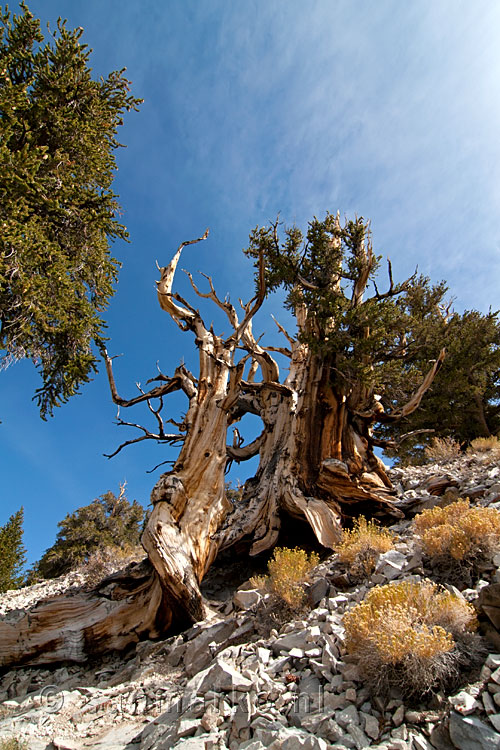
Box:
[0, 3, 141, 417]
[383, 310, 500, 463]
[0, 506, 26, 592]
[32, 486, 145, 579]
[246, 213, 499, 462]
[245, 214, 447, 396]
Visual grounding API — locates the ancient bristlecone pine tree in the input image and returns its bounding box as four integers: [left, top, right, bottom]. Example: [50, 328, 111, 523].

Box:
[0, 215, 446, 666]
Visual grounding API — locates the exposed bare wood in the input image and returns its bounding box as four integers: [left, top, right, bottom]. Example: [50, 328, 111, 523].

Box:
[184, 269, 238, 329]
[218, 360, 246, 412]
[370, 428, 436, 451]
[263, 345, 292, 357]
[104, 414, 184, 459]
[103, 350, 186, 407]
[147, 364, 198, 398]
[156, 231, 209, 330]
[297, 273, 324, 291]
[271, 314, 295, 346]
[371, 260, 417, 303]
[0, 561, 168, 668]
[240, 317, 280, 383]
[146, 458, 175, 474]
[351, 231, 374, 307]
[380, 348, 446, 422]
[2, 223, 448, 669]
[226, 429, 266, 462]
[354, 349, 446, 423]
[139, 233, 269, 625]
[227, 247, 266, 345]
[246, 359, 260, 383]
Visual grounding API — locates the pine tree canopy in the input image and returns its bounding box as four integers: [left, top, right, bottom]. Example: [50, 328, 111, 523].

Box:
[34, 485, 145, 579]
[0, 506, 26, 592]
[383, 308, 500, 462]
[0, 3, 141, 417]
[245, 213, 448, 396]
[245, 213, 499, 458]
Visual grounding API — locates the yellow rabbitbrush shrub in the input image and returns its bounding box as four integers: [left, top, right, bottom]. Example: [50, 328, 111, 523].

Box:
[467, 436, 500, 456]
[424, 436, 461, 461]
[343, 581, 479, 698]
[251, 546, 319, 610]
[414, 500, 500, 576]
[335, 516, 393, 577]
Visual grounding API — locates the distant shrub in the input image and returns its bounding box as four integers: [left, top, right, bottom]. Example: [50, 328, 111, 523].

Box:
[32, 484, 145, 579]
[343, 580, 479, 699]
[335, 516, 393, 578]
[80, 544, 144, 588]
[424, 437, 461, 462]
[0, 738, 29, 750]
[251, 546, 319, 610]
[414, 499, 500, 584]
[467, 436, 500, 456]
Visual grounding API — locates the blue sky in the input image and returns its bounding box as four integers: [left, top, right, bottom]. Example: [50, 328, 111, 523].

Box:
[1, 1, 499, 565]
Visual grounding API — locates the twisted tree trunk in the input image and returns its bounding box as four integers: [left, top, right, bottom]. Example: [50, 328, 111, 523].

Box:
[0, 226, 444, 667]
[218, 321, 444, 558]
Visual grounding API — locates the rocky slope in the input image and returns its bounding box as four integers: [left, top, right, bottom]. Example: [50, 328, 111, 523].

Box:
[2, 452, 500, 750]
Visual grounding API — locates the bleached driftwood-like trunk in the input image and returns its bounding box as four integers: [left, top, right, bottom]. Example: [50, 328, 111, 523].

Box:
[218, 299, 444, 557]
[138, 232, 267, 624]
[0, 560, 167, 668]
[0, 223, 444, 667]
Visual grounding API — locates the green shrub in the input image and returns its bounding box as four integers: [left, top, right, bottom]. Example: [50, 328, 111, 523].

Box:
[32, 484, 145, 579]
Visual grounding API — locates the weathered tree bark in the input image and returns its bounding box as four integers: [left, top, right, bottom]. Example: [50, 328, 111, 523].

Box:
[0, 560, 168, 668]
[217, 314, 444, 558]
[0, 223, 445, 667]
[216, 220, 445, 557]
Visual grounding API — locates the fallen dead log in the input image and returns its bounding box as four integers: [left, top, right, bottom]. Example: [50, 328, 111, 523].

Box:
[0, 560, 168, 669]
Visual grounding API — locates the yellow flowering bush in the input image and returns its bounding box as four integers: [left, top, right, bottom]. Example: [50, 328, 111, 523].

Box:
[335, 516, 393, 577]
[414, 499, 500, 565]
[0, 739, 29, 750]
[343, 580, 478, 697]
[251, 546, 319, 609]
[467, 436, 500, 456]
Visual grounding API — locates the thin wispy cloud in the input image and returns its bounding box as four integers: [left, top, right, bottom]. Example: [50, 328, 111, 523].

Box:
[5, 0, 500, 561]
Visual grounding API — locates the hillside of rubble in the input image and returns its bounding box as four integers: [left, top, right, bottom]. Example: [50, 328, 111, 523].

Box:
[2, 450, 500, 750]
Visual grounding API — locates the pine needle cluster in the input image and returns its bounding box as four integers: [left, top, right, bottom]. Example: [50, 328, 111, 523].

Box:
[0, 4, 141, 416]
